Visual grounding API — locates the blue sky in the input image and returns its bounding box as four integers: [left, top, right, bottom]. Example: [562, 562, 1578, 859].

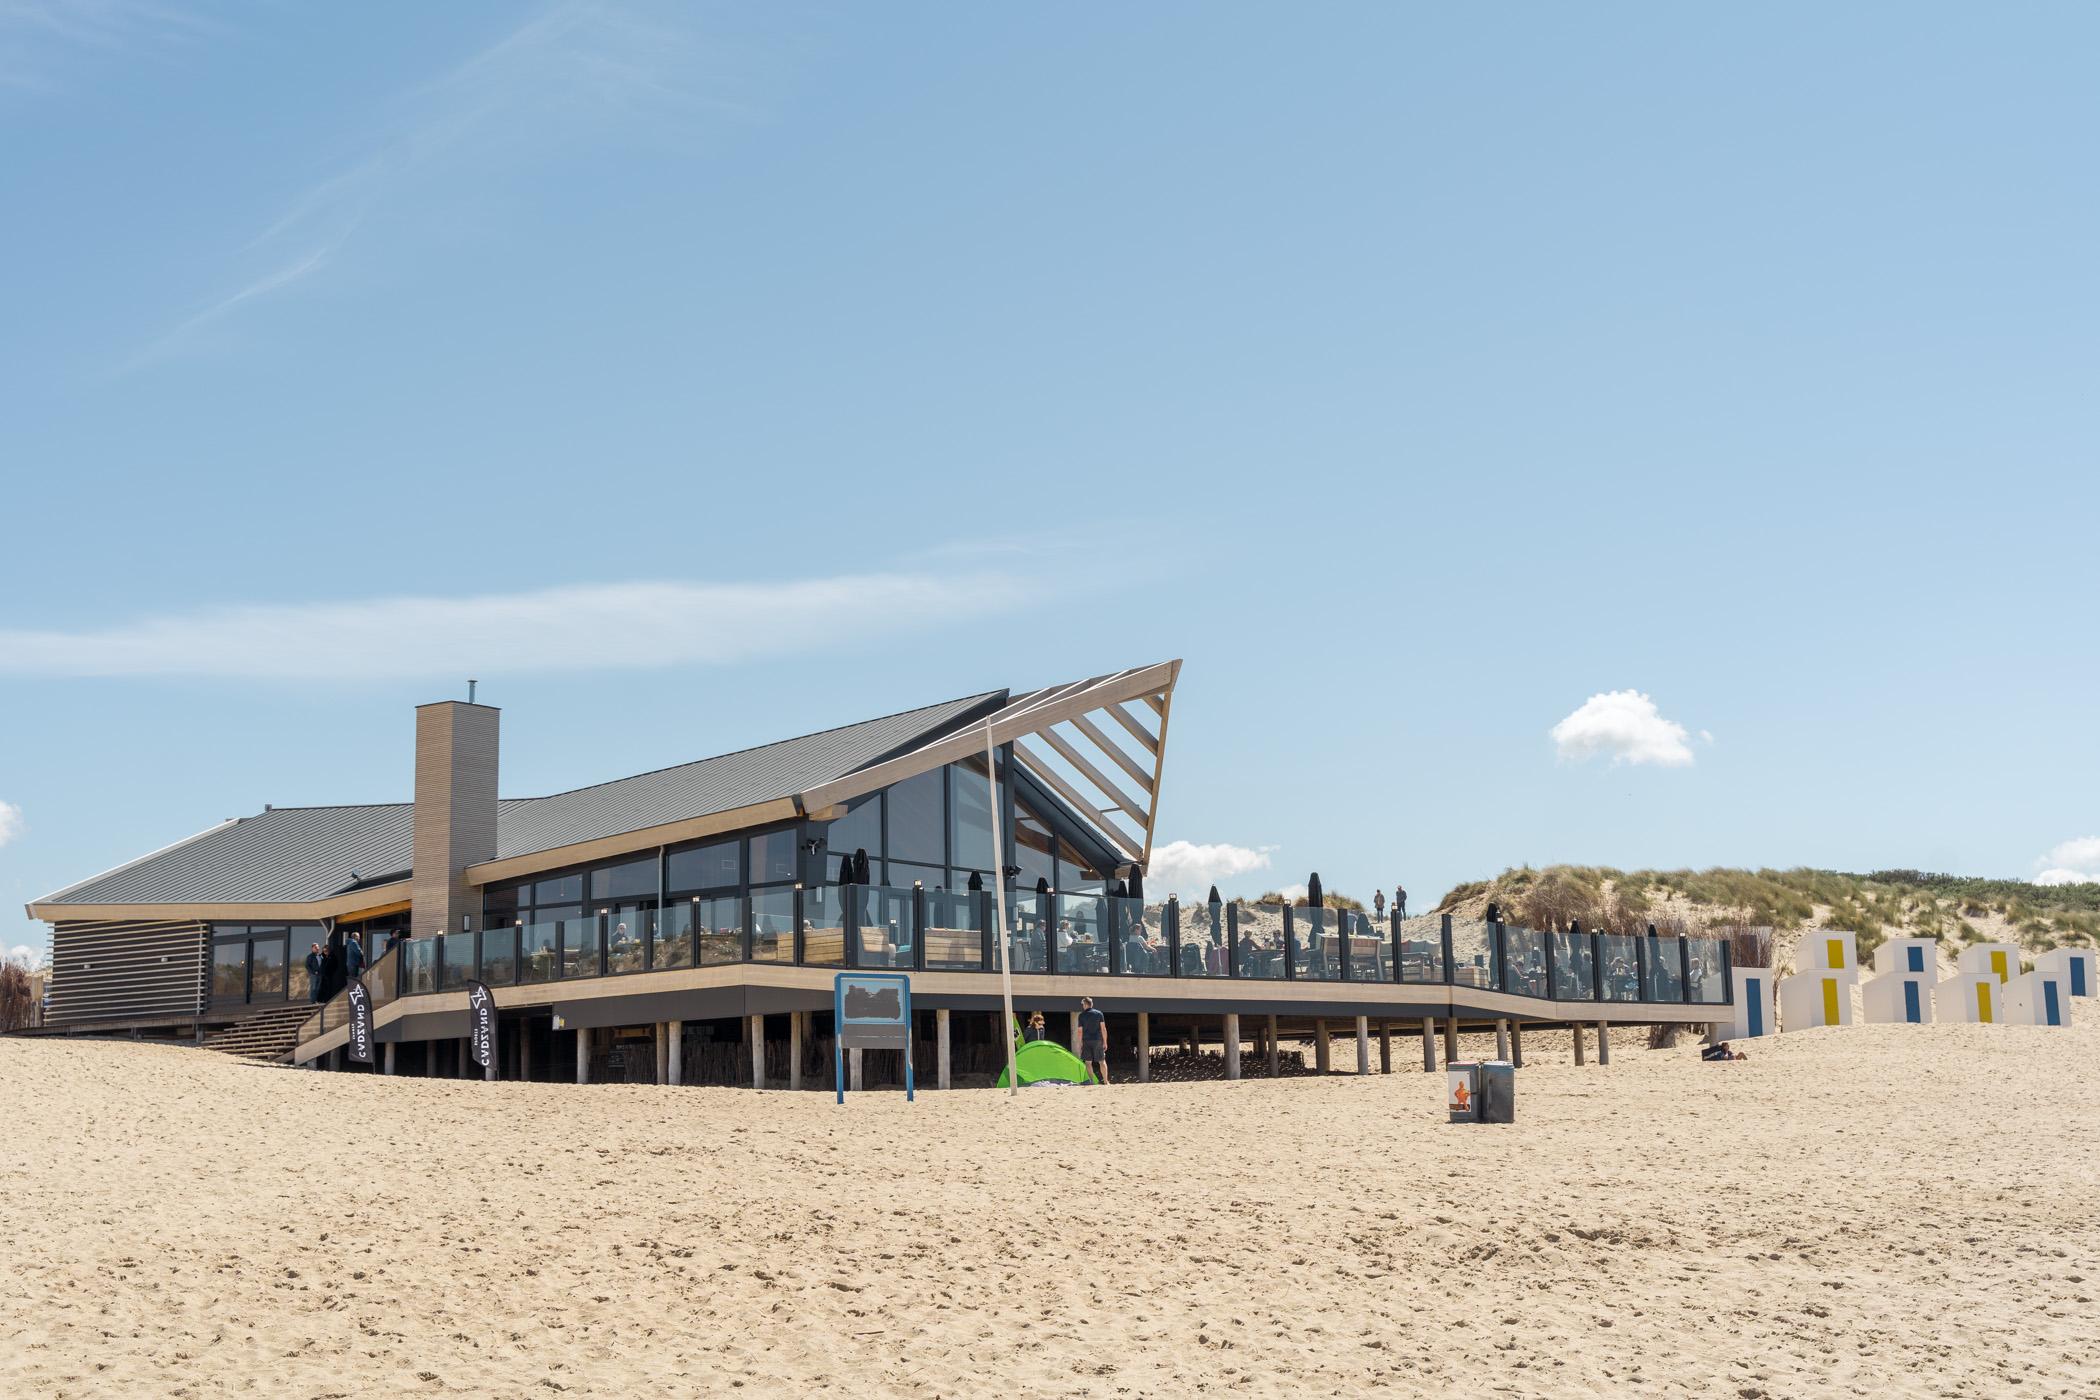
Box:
[5, 2, 2098, 962]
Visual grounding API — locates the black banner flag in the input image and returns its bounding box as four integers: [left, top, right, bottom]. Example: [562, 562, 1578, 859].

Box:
[346, 981, 374, 1064]
[467, 980, 496, 1069]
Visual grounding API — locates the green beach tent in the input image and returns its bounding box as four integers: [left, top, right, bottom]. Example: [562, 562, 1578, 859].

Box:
[994, 1017, 1095, 1088]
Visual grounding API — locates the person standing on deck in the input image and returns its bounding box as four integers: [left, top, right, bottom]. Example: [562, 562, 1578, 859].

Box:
[1374, 890, 1386, 920]
[1078, 996, 1109, 1085]
[1394, 885, 1408, 920]
[305, 943, 325, 1003]
[344, 931, 366, 983]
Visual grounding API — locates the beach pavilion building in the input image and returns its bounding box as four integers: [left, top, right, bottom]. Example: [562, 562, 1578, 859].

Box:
[24, 662, 1733, 1084]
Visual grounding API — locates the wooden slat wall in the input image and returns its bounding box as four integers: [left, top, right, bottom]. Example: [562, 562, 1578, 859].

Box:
[45, 919, 207, 1025]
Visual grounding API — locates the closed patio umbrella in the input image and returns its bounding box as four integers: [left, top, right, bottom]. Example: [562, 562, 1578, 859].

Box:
[853, 849, 871, 884]
[1127, 867, 1145, 901]
[1307, 872, 1323, 908]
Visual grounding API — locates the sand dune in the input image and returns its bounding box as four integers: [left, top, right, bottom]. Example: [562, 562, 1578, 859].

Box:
[3, 1023, 2097, 1397]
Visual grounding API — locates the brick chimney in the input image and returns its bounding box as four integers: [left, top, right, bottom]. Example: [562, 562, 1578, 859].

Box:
[411, 700, 500, 940]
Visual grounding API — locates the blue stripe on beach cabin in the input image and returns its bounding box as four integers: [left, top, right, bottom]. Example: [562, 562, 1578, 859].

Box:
[1746, 977, 1763, 1037]
[2074, 961, 2089, 998]
[1903, 981, 1920, 1023]
[2044, 982, 2061, 1027]
[1906, 945, 1924, 973]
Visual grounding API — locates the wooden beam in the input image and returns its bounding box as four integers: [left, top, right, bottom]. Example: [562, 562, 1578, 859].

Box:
[1010, 745, 1143, 860]
[1071, 712, 1156, 790]
[1142, 684, 1176, 868]
[1035, 725, 1151, 824]
[1106, 701, 1159, 755]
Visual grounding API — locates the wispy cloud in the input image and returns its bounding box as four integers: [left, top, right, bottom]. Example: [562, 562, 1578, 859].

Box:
[5, 944, 47, 970]
[0, 0, 225, 95]
[1147, 840, 1276, 898]
[2034, 836, 2100, 887]
[0, 572, 1037, 681]
[1550, 690, 1701, 768]
[0, 799, 22, 847]
[135, 1, 748, 362]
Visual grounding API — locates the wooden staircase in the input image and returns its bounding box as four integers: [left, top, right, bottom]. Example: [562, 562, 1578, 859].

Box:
[200, 1004, 319, 1063]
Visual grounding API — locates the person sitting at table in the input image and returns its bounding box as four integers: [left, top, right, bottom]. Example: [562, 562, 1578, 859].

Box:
[1124, 921, 1151, 974]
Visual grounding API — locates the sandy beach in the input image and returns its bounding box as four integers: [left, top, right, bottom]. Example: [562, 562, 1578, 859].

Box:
[3, 1024, 2096, 1398]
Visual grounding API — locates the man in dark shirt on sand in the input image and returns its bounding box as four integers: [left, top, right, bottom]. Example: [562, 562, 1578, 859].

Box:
[1078, 996, 1108, 1085]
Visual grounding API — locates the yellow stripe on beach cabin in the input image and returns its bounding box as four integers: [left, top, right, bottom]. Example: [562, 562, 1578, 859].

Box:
[1827, 938, 1846, 970]
[1821, 977, 1840, 1025]
[1989, 950, 2009, 983]
[1977, 981, 1994, 1024]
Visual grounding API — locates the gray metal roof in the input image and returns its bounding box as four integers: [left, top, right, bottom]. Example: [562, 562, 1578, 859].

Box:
[38, 690, 1002, 908]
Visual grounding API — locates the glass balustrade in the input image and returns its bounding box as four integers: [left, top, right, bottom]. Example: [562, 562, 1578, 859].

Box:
[800, 886, 847, 968]
[1448, 920, 1496, 991]
[1181, 901, 1227, 977]
[851, 885, 916, 969]
[1235, 904, 1287, 979]
[1111, 896, 1164, 975]
[561, 918, 603, 980]
[653, 902, 695, 971]
[403, 936, 438, 996]
[1686, 936, 1727, 1003]
[1549, 930, 1594, 1001]
[1290, 906, 1344, 981]
[367, 943, 400, 1003]
[1598, 933, 1640, 1001]
[478, 926, 517, 986]
[927, 889, 985, 970]
[606, 910, 650, 975]
[1056, 893, 1109, 974]
[750, 890, 794, 963]
[1397, 915, 1444, 983]
[1643, 934, 1685, 1002]
[519, 919, 558, 984]
[440, 931, 474, 991]
[1000, 889, 1044, 973]
[1341, 910, 1390, 982]
[693, 895, 742, 966]
[1502, 926, 1549, 998]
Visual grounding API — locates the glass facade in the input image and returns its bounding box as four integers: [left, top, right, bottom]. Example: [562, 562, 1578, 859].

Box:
[210, 924, 316, 1004]
[1236, 904, 1286, 980]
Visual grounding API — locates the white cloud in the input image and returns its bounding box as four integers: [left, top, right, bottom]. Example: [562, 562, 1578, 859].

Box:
[1274, 882, 1309, 904]
[6, 944, 46, 970]
[1550, 690, 1698, 768]
[0, 572, 1035, 681]
[0, 800, 21, 847]
[1146, 840, 1274, 897]
[2033, 836, 2100, 886]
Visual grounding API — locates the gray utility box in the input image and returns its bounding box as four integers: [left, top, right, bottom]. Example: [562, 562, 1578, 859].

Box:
[1446, 1062, 1481, 1122]
[1477, 1060, 1515, 1124]
[1446, 1060, 1516, 1124]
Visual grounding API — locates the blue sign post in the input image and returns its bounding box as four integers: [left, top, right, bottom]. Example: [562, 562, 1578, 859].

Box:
[834, 972, 914, 1104]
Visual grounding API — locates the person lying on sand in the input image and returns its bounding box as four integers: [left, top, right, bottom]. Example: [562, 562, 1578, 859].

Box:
[1701, 1042, 1748, 1062]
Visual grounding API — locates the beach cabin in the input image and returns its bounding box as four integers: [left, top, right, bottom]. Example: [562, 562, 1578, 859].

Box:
[1794, 929, 1860, 978]
[2000, 970, 2073, 1028]
[1862, 969, 1934, 1025]
[1956, 943, 2020, 987]
[1710, 965, 1776, 1040]
[1780, 967, 1854, 1030]
[2033, 948, 2096, 999]
[1777, 930, 1858, 1031]
[1872, 937, 1939, 979]
[1936, 973, 2000, 1024]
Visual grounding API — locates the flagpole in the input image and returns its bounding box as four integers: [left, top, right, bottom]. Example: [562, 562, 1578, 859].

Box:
[986, 723, 1018, 1098]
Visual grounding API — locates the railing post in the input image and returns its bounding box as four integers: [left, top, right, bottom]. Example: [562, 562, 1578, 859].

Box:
[1389, 908, 1401, 983]
[1492, 921, 1509, 993]
[978, 890, 995, 972]
[1282, 906, 1297, 981]
[792, 888, 806, 965]
[1166, 896, 1181, 978]
[1440, 913, 1454, 985]
[1634, 925, 1650, 1001]
[1588, 927, 1603, 1001]
[741, 897, 755, 963]
[1226, 902, 1240, 978]
[1677, 935, 1692, 1004]
[1107, 896, 1123, 976]
[1720, 938, 1735, 1004]
[911, 884, 927, 972]
[844, 886, 860, 969]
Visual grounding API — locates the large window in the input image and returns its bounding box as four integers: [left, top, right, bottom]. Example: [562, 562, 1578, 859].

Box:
[949, 757, 999, 878]
[249, 936, 287, 999]
[592, 857, 657, 902]
[822, 794, 882, 882]
[749, 829, 799, 885]
[666, 839, 739, 893]
[886, 768, 945, 866]
[212, 941, 247, 999]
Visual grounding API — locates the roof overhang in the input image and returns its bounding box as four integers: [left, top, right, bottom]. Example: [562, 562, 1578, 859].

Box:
[26, 882, 414, 925]
[463, 798, 800, 888]
[799, 659, 1181, 867]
